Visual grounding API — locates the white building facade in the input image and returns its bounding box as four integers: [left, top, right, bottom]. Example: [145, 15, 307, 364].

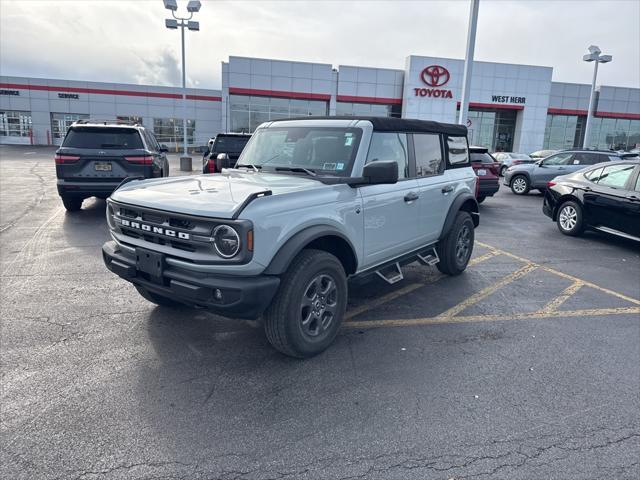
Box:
[2, 54, 639, 153]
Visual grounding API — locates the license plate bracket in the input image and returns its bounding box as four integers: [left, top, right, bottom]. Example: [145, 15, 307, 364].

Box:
[136, 248, 164, 280]
[94, 162, 112, 171]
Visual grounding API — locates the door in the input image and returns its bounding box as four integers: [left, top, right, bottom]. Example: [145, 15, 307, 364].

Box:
[626, 168, 640, 237]
[361, 132, 421, 268]
[583, 163, 637, 233]
[532, 152, 574, 187]
[412, 133, 451, 243]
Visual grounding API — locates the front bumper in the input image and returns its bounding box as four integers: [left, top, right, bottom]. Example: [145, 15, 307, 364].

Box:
[57, 179, 122, 196]
[542, 191, 556, 220]
[102, 240, 280, 319]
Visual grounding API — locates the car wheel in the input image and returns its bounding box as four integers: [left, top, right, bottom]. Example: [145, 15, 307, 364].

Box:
[500, 165, 507, 177]
[556, 201, 584, 236]
[264, 249, 347, 358]
[436, 211, 475, 276]
[477, 195, 486, 204]
[135, 286, 183, 307]
[61, 196, 83, 212]
[510, 175, 530, 195]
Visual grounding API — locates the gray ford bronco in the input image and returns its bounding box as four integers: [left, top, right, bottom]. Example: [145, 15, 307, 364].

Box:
[102, 117, 479, 357]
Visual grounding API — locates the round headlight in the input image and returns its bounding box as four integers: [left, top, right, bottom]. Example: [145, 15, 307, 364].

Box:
[212, 225, 241, 258]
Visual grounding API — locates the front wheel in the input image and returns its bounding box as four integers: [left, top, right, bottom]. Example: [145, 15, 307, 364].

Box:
[500, 165, 507, 177]
[264, 249, 347, 358]
[557, 200, 584, 236]
[437, 211, 475, 276]
[510, 175, 530, 195]
[61, 196, 83, 211]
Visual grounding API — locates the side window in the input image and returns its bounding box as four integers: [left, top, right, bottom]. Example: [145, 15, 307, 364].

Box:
[574, 153, 604, 165]
[413, 134, 443, 177]
[446, 135, 469, 166]
[543, 152, 573, 166]
[366, 132, 409, 179]
[142, 130, 156, 151]
[596, 164, 636, 189]
[635, 172, 640, 192]
[584, 167, 604, 182]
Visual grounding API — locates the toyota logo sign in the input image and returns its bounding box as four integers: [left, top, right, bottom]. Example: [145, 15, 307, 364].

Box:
[420, 65, 450, 87]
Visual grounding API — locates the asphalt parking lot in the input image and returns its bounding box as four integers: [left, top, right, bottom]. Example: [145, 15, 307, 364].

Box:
[1, 144, 639, 480]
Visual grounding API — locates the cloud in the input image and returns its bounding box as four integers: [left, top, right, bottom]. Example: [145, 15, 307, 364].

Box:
[135, 47, 182, 87]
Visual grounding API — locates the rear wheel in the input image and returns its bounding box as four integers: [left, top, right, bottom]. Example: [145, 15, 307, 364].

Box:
[264, 249, 347, 358]
[477, 195, 486, 204]
[556, 200, 584, 236]
[510, 175, 530, 195]
[135, 286, 183, 307]
[61, 196, 83, 211]
[437, 211, 475, 276]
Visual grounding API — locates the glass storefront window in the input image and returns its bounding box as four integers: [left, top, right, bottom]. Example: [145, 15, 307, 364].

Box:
[51, 113, 90, 144]
[543, 114, 586, 150]
[153, 118, 196, 144]
[336, 102, 401, 118]
[0, 111, 32, 137]
[229, 95, 328, 133]
[116, 115, 143, 125]
[587, 117, 640, 150]
[464, 109, 515, 152]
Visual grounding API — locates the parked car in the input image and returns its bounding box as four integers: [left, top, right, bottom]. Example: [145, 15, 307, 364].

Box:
[504, 149, 638, 195]
[203, 133, 251, 173]
[55, 120, 169, 211]
[530, 149, 559, 160]
[102, 117, 479, 358]
[492, 152, 534, 176]
[470, 146, 500, 203]
[543, 159, 640, 241]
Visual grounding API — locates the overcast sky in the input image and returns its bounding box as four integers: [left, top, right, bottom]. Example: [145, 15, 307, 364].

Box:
[1, 0, 638, 90]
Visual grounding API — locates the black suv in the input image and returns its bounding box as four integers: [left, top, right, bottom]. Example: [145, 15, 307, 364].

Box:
[202, 133, 251, 173]
[55, 121, 169, 211]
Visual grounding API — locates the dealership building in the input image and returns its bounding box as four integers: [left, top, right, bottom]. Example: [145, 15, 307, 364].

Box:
[1, 54, 639, 153]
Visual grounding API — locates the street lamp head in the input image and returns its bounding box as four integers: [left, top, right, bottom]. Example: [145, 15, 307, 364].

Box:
[163, 0, 178, 11]
[187, 20, 200, 31]
[187, 0, 201, 12]
[598, 55, 613, 63]
[165, 18, 179, 29]
[583, 53, 597, 62]
[587, 45, 602, 55]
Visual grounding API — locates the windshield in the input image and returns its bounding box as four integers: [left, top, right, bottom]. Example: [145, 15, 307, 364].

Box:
[63, 127, 144, 149]
[214, 136, 250, 153]
[237, 127, 362, 176]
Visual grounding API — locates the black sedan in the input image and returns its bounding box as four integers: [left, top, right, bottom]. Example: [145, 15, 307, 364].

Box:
[543, 160, 640, 241]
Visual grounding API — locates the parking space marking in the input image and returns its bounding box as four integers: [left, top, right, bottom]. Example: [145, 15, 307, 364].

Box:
[435, 263, 537, 319]
[345, 248, 499, 320]
[538, 280, 584, 314]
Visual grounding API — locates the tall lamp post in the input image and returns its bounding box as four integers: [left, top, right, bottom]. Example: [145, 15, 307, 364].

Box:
[163, 0, 201, 169]
[458, 0, 480, 127]
[582, 45, 612, 149]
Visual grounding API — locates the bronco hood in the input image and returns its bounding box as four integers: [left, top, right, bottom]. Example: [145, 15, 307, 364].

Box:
[110, 170, 324, 218]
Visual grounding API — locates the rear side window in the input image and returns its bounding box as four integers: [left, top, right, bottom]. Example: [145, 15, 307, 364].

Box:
[584, 167, 604, 182]
[596, 164, 635, 189]
[63, 127, 143, 149]
[413, 134, 443, 177]
[573, 152, 604, 165]
[446, 136, 469, 166]
[367, 132, 409, 179]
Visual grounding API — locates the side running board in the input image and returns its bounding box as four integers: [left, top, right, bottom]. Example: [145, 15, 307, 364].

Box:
[373, 247, 440, 285]
[417, 247, 440, 266]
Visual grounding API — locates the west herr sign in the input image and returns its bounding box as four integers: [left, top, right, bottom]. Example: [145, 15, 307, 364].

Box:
[492, 95, 526, 104]
[414, 65, 453, 99]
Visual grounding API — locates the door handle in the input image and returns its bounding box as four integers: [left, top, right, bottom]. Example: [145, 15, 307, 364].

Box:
[441, 185, 454, 194]
[404, 192, 419, 202]
[627, 195, 639, 202]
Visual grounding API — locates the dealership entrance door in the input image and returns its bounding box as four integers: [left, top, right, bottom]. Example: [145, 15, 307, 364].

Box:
[464, 108, 518, 152]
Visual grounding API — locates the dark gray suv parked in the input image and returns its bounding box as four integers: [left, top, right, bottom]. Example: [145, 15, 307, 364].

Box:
[504, 149, 638, 195]
[55, 120, 169, 211]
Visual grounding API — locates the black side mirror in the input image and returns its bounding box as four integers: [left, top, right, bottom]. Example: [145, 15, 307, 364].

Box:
[362, 160, 398, 185]
[159, 145, 168, 153]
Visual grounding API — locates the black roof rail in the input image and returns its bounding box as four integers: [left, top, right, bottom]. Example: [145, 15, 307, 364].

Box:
[73, 118, 142, 127]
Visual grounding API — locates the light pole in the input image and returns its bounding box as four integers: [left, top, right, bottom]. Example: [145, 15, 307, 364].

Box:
[458, 0, 480, 127]
[582, 45, 612, 149]
[163, 0, 201, 168]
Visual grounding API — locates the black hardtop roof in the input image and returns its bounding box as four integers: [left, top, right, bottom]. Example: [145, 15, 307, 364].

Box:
[269, 116, 468, 136]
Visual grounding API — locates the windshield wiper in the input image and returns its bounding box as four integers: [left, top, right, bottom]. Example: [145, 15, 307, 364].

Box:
[275, 166, 317, 177]
[236, 163, 261, 172]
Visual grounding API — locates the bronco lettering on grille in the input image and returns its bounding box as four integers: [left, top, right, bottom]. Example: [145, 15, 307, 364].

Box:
[120, 218, 190, 240]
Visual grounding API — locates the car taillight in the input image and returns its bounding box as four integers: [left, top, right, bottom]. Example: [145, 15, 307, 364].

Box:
[207, 159, 216, 173]
[547, 181, 556, 187]
[475, 176, 480, 197]
[54, 154, 80, 164]
[124, 155, 154, 165]
[512, 160, 522, 165]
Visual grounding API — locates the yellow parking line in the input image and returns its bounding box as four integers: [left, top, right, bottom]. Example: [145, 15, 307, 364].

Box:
[476, 241, 640, 306]
[435, 263, 538, 319]
[538, 280, 584, 314]
[344, 306, 640, 330]
[467, 249, 500, 267]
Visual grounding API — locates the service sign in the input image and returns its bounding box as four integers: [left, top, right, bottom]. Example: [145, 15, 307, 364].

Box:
[58, 93, 80, 99]
[0, 89, 20, 96]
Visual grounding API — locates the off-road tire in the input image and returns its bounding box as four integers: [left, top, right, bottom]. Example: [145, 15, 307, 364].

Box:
[264, 249, 347, 358]
[61, 196, 83, 212]
[510, 175, 530, 195]
[556, 200, 584, 236]
[436, 211, 475, 276]
[135, 285, 183, 307]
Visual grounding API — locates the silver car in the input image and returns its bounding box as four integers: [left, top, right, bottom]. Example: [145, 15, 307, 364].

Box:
[503, 149, 635, 195]
[492, 152, 535, 176]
